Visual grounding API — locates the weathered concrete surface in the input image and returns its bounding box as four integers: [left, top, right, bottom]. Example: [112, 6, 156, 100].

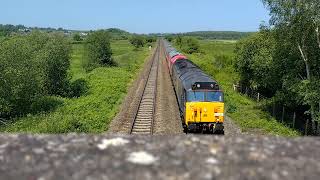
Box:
[0, 134, 319, 180]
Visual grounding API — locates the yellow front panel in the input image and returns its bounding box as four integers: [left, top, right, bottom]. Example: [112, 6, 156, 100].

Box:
[185, 102, 224, 125]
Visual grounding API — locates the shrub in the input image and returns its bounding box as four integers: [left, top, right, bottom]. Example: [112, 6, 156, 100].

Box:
[73, 33, 82, 41]
[40, 34, 72, 96]
[68, 79, 88, 98]
[0, 32, 72, 118]
[183, 37, 200, 54]
[130, 35, 146, 49]
[0, 37, 43, 117]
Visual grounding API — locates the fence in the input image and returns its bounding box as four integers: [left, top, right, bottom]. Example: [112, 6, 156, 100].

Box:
[233, 83, 314, 135]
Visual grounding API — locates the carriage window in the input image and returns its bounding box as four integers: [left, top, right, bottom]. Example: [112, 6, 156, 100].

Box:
[207, 91, 223, 102]
[187, 91, 205, 102]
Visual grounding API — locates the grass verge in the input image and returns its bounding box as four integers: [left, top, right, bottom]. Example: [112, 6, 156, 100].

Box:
[1, 40, 152, 133]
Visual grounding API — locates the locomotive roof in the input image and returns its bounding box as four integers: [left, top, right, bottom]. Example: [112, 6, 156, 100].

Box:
[173, 59, 218, 91]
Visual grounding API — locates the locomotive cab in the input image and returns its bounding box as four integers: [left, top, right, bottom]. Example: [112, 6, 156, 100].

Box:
[184, 82, 225, 134]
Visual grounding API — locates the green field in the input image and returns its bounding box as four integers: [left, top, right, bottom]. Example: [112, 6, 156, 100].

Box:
[1, 40, 151, 133]
[181, 40, 300, 136]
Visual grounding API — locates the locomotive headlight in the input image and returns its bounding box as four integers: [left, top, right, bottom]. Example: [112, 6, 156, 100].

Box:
[204, 108, 207, 112]
[197, 84, 200, 88]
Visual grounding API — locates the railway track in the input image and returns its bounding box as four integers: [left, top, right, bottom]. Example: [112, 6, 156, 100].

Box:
[130, 42, 160, 135]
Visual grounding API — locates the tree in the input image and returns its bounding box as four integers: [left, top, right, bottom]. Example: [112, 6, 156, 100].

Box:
[130, 35, 146, 48]
[41, 34, 71, 96]
[0, 32, 73, 118]
[73, 33, 82, 41]
[260, 0, 320, 134]
[0, 37, 43, 117]
[85, 30, 115, 70]
[235, 30, 278, 95]
[176, 35, 183, 49]
[183, 37, 200, 54]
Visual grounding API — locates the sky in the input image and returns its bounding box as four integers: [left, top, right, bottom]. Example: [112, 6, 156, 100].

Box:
[0, 0, 270, 34]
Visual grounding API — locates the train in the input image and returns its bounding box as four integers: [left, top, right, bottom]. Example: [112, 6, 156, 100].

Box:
[162, 40, 225, 134]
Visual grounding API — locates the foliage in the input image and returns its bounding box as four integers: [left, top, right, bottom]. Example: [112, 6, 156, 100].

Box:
[41, 34, 72, 96]
[165, 35, 173, 42]
[0, 24, 26, 36]
[146, 36, 157, 43]
[0, 40, 152, 133]
[235, 30, 277, 96]
[175, 36, 200, 54]
[233, 0, 320, 134]
[73, 33, 82, 41]
[129, 35, 146, 49]
[106, 28, 130, 40]
[0, 32, 72, 118]
[84, 30, 115, 71]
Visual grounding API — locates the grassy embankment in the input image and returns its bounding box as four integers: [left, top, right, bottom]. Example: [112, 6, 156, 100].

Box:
[182, 40, 300, 136]
[1, 40, 151, 133]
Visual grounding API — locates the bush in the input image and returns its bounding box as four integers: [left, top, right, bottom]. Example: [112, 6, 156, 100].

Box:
[0, 37, 43, 117]
[68, 79, 88, 98]
[0, 32, 72, 118]
[130, 35, 146, 49]
[30, 96, 64, 114]
[146, 36, 156, 43]
[41, 34, 72, 96]
[73, 33, 82, 41]
[183, 37, 200, 54]
[84, 30, 115, 70]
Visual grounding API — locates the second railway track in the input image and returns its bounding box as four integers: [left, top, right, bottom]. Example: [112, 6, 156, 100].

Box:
[130, 42, 160, 135]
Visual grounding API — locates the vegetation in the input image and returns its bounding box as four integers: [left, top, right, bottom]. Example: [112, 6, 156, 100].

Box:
[174, 39, 299, 136]
[0, 40, 152, 133]
[84, 30, 116, 71]
[235, 0, 320, 135]
[0, 31, 72, 119]
[175, 36, 200, 54]
[129, 35, 146, 49]
[106, 28, 130, 40]
[72, 33, 82, 42]
[0, 24, 26, 36]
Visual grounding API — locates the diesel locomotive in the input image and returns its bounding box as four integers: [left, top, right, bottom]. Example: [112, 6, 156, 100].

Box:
[163, 40, 224, 134]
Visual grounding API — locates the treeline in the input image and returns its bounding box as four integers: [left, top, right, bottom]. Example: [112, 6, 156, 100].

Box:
[0, 24, 71, 37]
[235, 0, 320, 135]
[0, 24, 26, 36]
[163, 31, 253, 40]
[129, 35, 157, 49]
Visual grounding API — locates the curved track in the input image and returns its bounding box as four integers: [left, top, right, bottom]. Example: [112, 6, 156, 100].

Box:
[130, 43, 160, 135]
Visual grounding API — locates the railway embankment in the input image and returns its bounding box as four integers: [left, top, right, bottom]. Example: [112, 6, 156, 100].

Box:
[0, 134, 319, 180]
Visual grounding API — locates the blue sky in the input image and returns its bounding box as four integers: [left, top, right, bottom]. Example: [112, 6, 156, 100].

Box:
[0, 0, 269, 33]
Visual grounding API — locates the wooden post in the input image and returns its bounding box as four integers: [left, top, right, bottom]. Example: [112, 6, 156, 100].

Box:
[281, 106, 285, 123]
[257, 93, 260, 102]
[305, 119, 309, 136]
[292, 112, 296, 129]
